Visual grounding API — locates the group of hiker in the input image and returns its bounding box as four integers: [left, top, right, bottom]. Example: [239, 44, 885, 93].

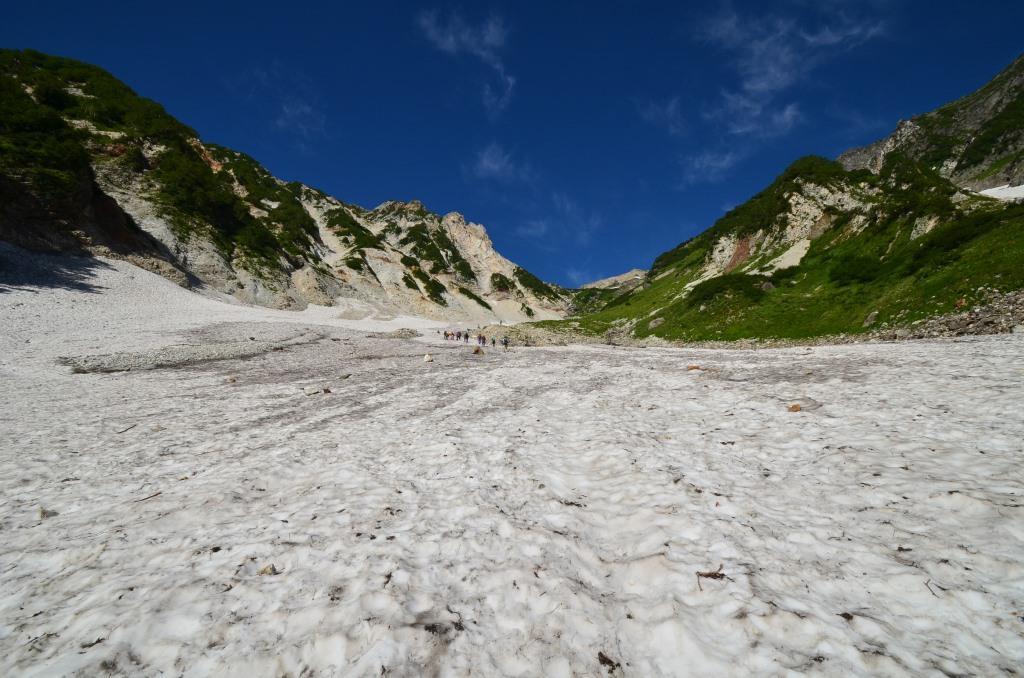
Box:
[440, 329, 510, 351]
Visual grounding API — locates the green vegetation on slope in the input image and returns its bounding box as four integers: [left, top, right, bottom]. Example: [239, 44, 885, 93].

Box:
[0, 49, 318, 269]
[411, 268, 447, 305]
[872, 54, 1024, 179]
[513, 266, 560, 301]
[567, 287, 621, 315]
[490, 272, 513, 292]
[399, 224, 448, 274]
[207, 147, 320, 259]
[957, 95, 1024, 172]
[325, 205, 382, 251]
[550, 151, 1024, 341]
[402, 272, 420, 291]
[456, 286, 492, 310]
[651, 157, 875, 276]
[432, 227, 476, 281]
[0, 73, 91, 208]
[397, 222, 475, 280]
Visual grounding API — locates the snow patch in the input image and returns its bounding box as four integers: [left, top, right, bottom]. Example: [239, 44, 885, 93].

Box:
[3, 245, 1023, 675]
[979, 184, 1024, 201]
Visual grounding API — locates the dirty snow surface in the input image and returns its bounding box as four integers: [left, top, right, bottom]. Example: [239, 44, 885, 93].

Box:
[2, 248, 1024, 677]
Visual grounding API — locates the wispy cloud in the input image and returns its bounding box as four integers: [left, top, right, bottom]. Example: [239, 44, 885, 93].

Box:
[672, 4, 885, 184]
[275, 101, 326, 140]
[472, 142, 533, 182]
[516, 218, 549, 238]
[800, 21, 886, 48]
[552, 192, 602, 246]
[700, 7, 885, 138]
[513, 192, 602, 250]
[564, 268, 594, 287]
[228, 62, 330, 151]
[679, 149, 741, 186]
[721, 101, 802, 138]
[637, 96, 686, 137]
[418, 10, 516, 117]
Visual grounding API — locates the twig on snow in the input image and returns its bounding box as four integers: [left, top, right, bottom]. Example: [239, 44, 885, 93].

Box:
[696, 564, 728, 591]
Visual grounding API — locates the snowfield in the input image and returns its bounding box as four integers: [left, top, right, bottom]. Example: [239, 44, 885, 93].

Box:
[2, 246, 1024, 677]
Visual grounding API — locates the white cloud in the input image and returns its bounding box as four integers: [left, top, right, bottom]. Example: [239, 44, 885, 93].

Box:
[723, 101, 802, 137]
[418, 12, 507, 58]
[564, 268, 593, 286]
[801, 21, 885, 47]
[472, 143, 533, 183]
[229, 62, 329, 150]
[679, 149, 741, 185]
[671, 5, 885, 184]
[275, 101, 326, 139]
[515, 193, 602, 248]
[638, 96, 686, 137]
[552, 192, 602, 246]
[516, 219, 550, 238]
[418, 11, 516, 116]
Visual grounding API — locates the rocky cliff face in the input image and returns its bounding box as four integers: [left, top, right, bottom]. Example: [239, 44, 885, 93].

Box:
[0, 49, 568, 322]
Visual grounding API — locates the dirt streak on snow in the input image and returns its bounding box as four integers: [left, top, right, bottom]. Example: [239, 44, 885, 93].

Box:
[2, 247, 1024, 677]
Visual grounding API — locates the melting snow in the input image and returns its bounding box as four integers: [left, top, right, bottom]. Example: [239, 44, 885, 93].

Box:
[2, 245, 1023, 676]
[979, 184, 1024, 201]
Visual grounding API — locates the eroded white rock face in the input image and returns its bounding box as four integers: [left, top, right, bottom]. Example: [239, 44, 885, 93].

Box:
[762, 238, 812, 272]
[911, 215, 941, 240]
[440, 214, 508, 285]
[689, 180, 878, 284]
[90, 149, 568, 322]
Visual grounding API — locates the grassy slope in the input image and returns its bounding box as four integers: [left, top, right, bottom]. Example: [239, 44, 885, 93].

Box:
[541, 154, 1024, 341]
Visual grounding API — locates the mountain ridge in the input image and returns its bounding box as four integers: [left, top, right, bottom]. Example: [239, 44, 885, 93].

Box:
[0, 49, 569, 322]
[838, 53, 1024, 191]
[542, 53, 1024, 342]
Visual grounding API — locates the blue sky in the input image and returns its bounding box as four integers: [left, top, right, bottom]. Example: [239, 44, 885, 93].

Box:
[4, 1, 1023, 285]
